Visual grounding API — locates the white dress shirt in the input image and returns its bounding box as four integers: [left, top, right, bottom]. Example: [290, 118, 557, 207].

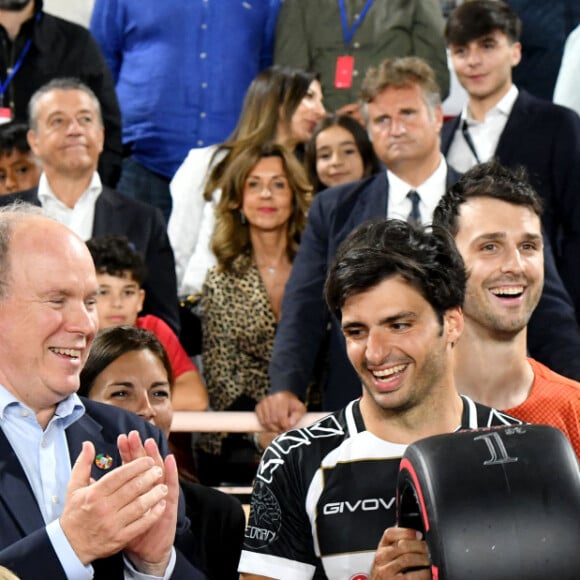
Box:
[38, 172, 102, 241]
[553, 24, 580, 116]
[447, 84, 519, 173]
[387, 155, 449, 224]
[168, 145, 224, 296]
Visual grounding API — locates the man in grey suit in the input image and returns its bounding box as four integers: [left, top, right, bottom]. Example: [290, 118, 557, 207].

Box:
[0, 77, 180, 334]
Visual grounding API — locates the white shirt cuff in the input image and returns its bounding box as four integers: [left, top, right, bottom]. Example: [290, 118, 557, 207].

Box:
[123, 547, 177, 579]
[47, 519, 94, 580]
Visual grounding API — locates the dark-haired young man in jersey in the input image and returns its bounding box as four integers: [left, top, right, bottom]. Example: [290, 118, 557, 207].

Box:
[239, 219, 521, 580]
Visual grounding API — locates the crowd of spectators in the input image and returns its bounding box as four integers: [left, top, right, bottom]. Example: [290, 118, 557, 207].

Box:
[0, 1, 579, 578]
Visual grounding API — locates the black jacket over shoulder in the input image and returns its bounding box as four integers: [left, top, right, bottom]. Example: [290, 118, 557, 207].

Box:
[0, 0, 122, 186]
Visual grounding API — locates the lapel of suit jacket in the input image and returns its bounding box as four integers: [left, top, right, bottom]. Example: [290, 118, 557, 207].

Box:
[336, 172, 389, 242]
[0, 428, 44, 535]
[446, 165, 462, 189]
[0, 411, 120, 537]
[92, 187, 118, 238]
[441, 116, 461, 155]
[495, 90, 532, 161]
[66, 412, 121, 483]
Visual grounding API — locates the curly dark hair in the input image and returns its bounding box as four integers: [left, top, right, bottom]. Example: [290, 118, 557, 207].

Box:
[86, 234, 148, 285]
[324, 219, 466, 325]
[433, 160, 542, 236]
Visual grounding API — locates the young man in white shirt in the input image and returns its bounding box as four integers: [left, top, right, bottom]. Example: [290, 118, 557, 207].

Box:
[441, 0, 580, 323]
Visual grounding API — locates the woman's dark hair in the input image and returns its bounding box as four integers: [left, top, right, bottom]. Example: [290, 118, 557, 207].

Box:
[79, 326, 174, 398]
[203, 65, 319, 201]
[304, 114, 382, 192]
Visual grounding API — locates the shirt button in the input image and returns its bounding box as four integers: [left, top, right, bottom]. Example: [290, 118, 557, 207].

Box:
[52, 495, 59, 504]
[197, 140, 204, 146]
[41, 439, 47, 448]
[200, 52, 207, 59]
[353, 42, 360, 49]
[21, 409, 29, 417]
[200, 112, 206, 118]
[353, 69, 359, 77]
[201, 23, 207, 30]
[201, 82, 208, 89]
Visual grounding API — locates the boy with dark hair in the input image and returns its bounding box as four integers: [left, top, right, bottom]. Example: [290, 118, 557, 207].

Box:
[239, 218, 520, 579]
[0, 121, 41, 194]
[441, 0, 580, 322]
[87, 234, 207, 411]
[433, 161, 580, 457]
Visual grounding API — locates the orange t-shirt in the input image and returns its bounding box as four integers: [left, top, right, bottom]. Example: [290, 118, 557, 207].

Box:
[504, 358, 580, 458]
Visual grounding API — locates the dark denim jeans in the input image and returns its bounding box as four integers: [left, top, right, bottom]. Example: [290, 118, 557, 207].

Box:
[116, 156, 172, 223]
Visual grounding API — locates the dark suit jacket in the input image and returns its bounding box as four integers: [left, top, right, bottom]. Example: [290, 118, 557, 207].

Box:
[0, 186, 180, 334]
[441, 89, 580, 321]
[270, 165, 580, 411]
[0, 398, 205, 579]
[181, 480, 245, 580]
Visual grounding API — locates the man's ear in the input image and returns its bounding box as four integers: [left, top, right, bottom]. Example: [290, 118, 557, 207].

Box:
[433, 104, 444, 133]
[96, 125, 105, 155]
[27, 129, 39, 156]
[444, 306, 464, 346]
[510, 41, 522, 67]
[137, 288, 145, 313]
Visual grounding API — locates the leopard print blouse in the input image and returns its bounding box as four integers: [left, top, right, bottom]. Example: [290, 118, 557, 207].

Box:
[198, 253, 277, 455]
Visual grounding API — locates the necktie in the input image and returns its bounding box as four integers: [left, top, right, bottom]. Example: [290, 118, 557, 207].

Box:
[407, 190, 422, 225]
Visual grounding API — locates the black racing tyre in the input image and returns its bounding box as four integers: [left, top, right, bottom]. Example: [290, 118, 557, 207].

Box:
[396, 424, 580, 580]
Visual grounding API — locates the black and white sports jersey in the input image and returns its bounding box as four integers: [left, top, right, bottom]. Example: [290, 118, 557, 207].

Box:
[239, 396, 521, 580]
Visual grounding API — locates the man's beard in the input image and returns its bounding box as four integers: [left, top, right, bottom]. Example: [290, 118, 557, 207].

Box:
[0, 0, 31, 11]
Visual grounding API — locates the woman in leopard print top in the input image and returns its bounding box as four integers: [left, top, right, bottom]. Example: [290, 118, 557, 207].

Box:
[197, 143, 312, 486]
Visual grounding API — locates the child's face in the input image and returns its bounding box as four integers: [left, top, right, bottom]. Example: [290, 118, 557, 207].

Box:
[95, 272, 144, 329]
[315, 125, 365, 188]
[0, 149, 42, 195]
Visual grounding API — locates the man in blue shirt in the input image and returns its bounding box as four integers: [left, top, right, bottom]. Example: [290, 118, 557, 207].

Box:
[0, 205, 204, 579]
[90, 0, 281, 221]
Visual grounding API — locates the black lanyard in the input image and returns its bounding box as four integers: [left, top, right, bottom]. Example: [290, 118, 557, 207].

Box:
[461, 120, 481, 164]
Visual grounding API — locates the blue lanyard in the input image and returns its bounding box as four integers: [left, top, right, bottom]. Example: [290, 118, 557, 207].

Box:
[0, 37, 32, 97]
[338, 0, 375, 46]
[0, 12, 41, 98]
